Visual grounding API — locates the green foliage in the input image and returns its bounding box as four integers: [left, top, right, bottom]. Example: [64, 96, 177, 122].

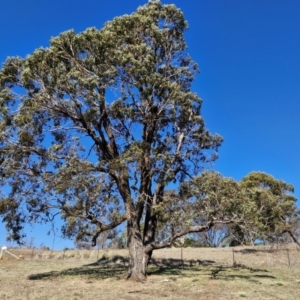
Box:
[181, 171, 299, 246]
[239, 172, 299, 244]
[183, 237, 199, 248]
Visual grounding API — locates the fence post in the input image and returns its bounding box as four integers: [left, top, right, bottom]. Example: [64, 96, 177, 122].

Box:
[181, 247, 183, 266]
[266, 249, 269, 266]
[232, 248, 235, 266]
[97, 245, 100, 261]
[31, 247, 35, 260]
[286, 249, 291, 267]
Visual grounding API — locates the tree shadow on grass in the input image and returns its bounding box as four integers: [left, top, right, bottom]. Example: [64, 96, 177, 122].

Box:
[150, 257, 215, 267]
[28, 258, 275, 284]
[28, 263, 127, 281]
[206, 264, 276, 284]
[148, 266, 183, 277]
[86, 255, 128, 267]
[235, 248, 276, 254]
[148, 261, 275, 284]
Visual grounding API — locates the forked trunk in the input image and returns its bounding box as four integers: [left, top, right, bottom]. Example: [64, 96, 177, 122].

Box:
[126, 223, 150, 281]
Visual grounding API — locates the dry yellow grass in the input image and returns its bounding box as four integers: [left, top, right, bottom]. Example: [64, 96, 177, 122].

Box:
[0, 246, 299, 299]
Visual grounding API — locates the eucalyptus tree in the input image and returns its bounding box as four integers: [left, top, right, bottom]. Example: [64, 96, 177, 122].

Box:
[183, 171, 299, 247]
[0, 1, 222, 280]
[240, 172, 299, 245]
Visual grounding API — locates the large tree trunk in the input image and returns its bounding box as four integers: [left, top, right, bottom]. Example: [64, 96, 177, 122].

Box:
[126, 221, 150, 281]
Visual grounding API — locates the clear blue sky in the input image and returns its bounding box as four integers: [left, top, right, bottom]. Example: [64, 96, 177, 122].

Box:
[1, 0, 299, 249]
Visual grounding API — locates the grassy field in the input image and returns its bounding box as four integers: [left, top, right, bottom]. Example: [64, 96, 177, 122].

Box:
[0, 246, 300, 299]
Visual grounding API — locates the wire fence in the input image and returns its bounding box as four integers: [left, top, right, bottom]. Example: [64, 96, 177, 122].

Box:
[151, 244, 300, 268]
[1, 243, 300, 268]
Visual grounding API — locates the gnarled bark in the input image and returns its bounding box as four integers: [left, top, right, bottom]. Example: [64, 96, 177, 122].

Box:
[126, 221, 150, 281]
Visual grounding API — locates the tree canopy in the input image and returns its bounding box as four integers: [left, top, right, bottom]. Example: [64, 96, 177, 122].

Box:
[0, 1, 223, 279]
[182, 171, 299, 247]
[0, 1, 298, 280]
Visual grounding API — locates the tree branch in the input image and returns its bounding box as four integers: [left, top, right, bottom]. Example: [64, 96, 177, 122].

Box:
[146, 221, 214, 253]
[88, 215, 127, 246]
[284, 230, 300, 248]
[146, 219, 239, 253]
